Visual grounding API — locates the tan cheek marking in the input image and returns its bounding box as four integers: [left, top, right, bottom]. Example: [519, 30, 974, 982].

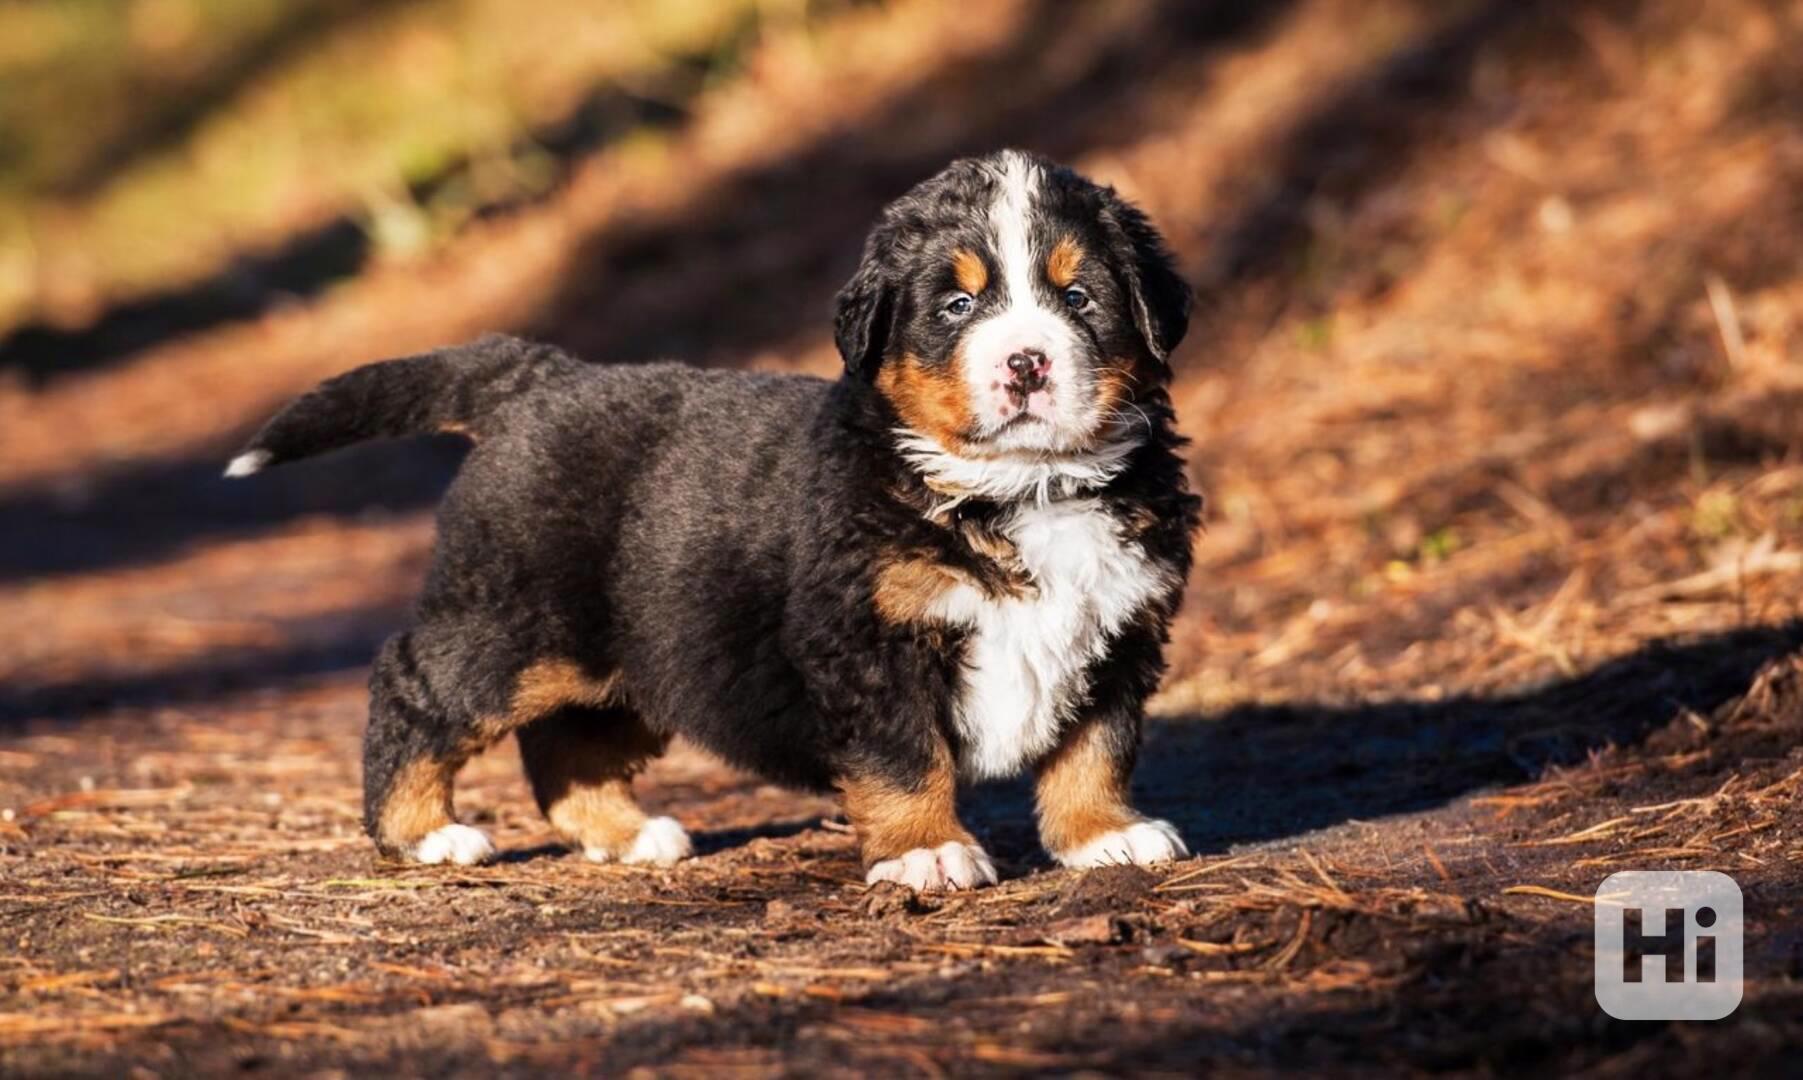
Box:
[1095, 363, 1135, 418]
[838, 742, 971, 865]
[1047, 236, 1085, 288]
[377, 757, 457, 850]
[876, 351, 975, 450]
[952, 248, 988, 295]
[1035, 720, 1138, 856]
[1093, 351, 1164, 436]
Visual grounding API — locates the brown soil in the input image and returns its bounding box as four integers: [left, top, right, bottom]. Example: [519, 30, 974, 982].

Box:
[4, 0, 1803, 1075]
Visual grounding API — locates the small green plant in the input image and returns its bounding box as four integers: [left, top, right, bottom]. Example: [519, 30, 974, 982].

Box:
[1296, 315, 1334, 351]
[1417, 527, 1461, 564]
[1690, 489, 1742, 541]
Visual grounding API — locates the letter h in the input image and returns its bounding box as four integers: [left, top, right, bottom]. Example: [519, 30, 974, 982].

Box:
[1621, 906, 1684, 984]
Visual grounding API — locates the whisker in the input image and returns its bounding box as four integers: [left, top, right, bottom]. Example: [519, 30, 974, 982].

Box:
[1096, 404, 1154, 432]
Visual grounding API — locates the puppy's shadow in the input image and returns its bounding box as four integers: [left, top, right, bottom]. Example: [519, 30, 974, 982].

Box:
[491, 623, 1795, 871]
[495, 843, 579, 866]
[689, 816, 826, 858]
[966, 621, 1803, 859]
[493, 817, 827, 865]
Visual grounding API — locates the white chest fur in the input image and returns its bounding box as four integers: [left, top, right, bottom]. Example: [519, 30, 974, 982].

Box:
[928, 498, 1171, 780]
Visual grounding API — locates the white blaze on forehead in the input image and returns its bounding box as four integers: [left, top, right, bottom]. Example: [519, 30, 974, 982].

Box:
[989, 150, 1042, 315]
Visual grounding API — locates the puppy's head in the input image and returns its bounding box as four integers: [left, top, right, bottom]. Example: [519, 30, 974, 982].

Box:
[836, 150, 1190, 458]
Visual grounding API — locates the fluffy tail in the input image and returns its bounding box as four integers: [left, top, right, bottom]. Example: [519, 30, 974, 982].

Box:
[224, 334, 574, 477]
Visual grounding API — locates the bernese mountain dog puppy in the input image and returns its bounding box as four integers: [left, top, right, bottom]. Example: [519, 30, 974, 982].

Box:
[228, 149, 1202, 891]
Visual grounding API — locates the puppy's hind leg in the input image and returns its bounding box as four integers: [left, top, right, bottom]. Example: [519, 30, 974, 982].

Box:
[362, 631, 499, 865]
[517, 706, 689, 866]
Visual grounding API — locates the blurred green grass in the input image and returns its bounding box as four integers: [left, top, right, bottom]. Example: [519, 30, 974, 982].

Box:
[0, 0, 312, 197]
[0, 0, 819, 342]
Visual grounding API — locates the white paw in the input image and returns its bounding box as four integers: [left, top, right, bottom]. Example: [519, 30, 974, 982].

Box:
[1055, 818, 1187, 869]
[585, 816, 692, 867]
[866, 841, 998, 892]
[413, 823, 496, 866]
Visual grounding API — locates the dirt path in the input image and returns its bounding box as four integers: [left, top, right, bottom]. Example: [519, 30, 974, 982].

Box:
[5, 0, 1803, 1074]
[4, 650, 1801, 1076]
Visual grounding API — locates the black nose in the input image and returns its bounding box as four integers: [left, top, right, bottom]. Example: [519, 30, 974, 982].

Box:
[1006, 350, 1042, 378]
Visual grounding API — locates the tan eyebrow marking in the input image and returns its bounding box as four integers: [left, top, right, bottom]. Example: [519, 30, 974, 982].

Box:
[1047, 235, 1084, 288]
[952, 248, 988, 295]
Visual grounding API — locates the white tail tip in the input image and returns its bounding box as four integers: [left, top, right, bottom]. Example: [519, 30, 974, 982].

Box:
[223, 450, 272, 478]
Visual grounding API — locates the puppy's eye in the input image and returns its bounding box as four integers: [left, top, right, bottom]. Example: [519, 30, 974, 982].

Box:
[944, 294, 974, 318]
[1063, 287, 1091, 311]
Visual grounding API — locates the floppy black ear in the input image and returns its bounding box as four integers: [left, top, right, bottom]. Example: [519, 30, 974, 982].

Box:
[1101, 193, 1191, 364]
[833, 231, 899, 380]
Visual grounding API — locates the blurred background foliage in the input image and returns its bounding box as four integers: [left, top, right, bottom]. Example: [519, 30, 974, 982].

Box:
[0, 0, 825, 338]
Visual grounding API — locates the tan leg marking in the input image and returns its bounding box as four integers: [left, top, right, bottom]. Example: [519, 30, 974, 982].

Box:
[377, 756, 459, 851]
[506, 660, 686, 863]
[1034, 718, 1138, 857]
[1038, 718, 1187, 867]
[519, 712, 667, 857]
[459, 657, 625, 745]
[838, 741, 972, 866]
[374, 659, 622, 856]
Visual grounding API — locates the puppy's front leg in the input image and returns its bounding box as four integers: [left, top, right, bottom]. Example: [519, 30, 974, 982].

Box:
[838, 739, 997, 891]
[1036, 714, 1187, 869]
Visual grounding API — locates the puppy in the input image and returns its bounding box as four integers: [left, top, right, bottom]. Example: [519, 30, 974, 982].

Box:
[229, 150, 1202, 890]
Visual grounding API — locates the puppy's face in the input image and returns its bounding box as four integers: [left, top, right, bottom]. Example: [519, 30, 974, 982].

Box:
[836, 151, 1190, 458]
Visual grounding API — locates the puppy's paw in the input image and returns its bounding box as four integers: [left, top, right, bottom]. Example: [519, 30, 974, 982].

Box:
[584, 816, 692, 867]
[1055, 818, 1187, 869]
[866, 841, 998, 892]
[412, 823, 497, 866]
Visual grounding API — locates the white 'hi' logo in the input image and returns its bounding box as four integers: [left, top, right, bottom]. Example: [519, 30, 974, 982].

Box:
[1594, 870, 1743, 1021]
